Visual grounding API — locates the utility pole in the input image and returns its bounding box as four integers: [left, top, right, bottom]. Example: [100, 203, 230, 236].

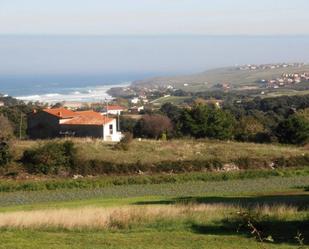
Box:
[105, 98, 109, 118]
[19, 112, 23, 140]
[117, 113, 120, 131]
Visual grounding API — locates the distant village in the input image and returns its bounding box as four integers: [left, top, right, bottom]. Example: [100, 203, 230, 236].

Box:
[260, 72, 309, 89]
[238, 62, 304, 71]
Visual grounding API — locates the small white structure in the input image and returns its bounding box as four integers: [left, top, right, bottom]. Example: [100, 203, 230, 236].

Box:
[129, 106, 144, 113]
[131, 97, 139, 104]
[104, 105, 125, 115]
[103, 118, 123, 142]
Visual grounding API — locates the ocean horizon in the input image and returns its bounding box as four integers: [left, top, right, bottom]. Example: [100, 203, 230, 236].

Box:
[1, 35, 309, 102]
[0, 72, 160, 103]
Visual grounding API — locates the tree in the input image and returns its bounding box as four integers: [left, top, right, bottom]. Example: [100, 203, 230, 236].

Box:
[296, 108, 309, 122]
[160, 103, 183, 136]
[0, 115, 14, 140]
[235, 116, 265, 142]
[160, 103, 182, 121]
[120, 116, 138, 133]
[0, 140, 12, 167]
[276, 115, 309, 145]
[135, 114, 173, 139]
[181, 104, 235, 140]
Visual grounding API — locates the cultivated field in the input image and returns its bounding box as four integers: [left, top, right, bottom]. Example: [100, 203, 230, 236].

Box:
[0, 171, 308, 248]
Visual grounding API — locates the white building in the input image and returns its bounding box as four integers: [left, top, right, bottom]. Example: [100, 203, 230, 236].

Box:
[104, 105, 125, 115]
[29, 108, 123, 142]
[131, 97, 140, 104]
[102, 118, 123, 142]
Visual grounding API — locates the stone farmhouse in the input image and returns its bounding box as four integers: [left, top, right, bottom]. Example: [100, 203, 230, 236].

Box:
[27, 108, 122, 141]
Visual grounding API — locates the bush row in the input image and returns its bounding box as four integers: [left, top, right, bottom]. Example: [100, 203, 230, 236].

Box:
[19, 141, 309, 176]
[71, 155, 309, 176]
[1, 168, 308, 193]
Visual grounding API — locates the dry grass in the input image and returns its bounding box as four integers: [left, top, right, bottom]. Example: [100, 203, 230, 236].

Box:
[0, 204, 232, 230]
[253, 205, 299, 220]
[12, 138, 307, 165]
[0, 204, 300, 230]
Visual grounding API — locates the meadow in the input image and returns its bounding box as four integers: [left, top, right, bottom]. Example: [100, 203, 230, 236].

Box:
[11, 138, 309, 169]
[0, 171, 308, 248]
[1, 139, 308, 248]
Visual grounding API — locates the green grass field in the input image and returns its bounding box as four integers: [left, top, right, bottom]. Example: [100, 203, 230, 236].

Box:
[0, 172, 308, 249]
[151, 96, 192, 105]
[263, 89, 309, 98]
[2, 139, 309, 248]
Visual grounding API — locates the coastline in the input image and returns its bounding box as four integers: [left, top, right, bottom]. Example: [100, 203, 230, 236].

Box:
[15, 82, 131, 104]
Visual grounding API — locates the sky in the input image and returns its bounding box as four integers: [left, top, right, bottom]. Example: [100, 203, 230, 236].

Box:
[0, 0, 309, 86]
[0, 0, 309, 35]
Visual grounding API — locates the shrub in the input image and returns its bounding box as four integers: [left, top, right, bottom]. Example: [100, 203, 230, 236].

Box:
[0, 140, 12, 167]
[276, 115, 309, 145]
[119, 117, 138, 133]
[114, 133, 133, 151]
[0, 115, 14, 140]
[181, 104, 235, 140]
[22, 141, 76, 175]
[135, 114, 173, 139]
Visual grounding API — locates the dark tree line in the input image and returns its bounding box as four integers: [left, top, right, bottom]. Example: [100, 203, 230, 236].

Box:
[121, 94, 309, 145]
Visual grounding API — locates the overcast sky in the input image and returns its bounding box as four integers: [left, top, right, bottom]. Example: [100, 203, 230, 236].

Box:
[0, 0, 309, 81]
[0, 0, 309, 35]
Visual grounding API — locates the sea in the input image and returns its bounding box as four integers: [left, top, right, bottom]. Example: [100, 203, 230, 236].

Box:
[1, 35, 309, 103]
[0, 73, 155, 103]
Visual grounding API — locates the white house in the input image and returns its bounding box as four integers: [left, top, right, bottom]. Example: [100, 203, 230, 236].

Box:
[104, 105, 125, 115]
[28, 108, 123, 142]
[129, 106, 144, 113]
[131, 97, 140, 104]
[102, 118, 123, 142]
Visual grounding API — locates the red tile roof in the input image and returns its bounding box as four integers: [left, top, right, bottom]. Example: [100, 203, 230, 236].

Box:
[43, 108, 114, 126]
[62, 115, 113, 126]
[43, 108, 75, 118]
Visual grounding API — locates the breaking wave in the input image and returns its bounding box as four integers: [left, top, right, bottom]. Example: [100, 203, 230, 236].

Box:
[16, 82, 130, 103]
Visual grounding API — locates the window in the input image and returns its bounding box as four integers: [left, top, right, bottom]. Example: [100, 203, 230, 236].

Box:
[109, 124, 113, 135]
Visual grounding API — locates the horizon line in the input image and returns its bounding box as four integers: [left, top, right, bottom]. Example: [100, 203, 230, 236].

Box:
[1, 33, 309, 37]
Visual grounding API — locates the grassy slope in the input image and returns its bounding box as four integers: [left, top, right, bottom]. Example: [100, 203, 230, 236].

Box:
[3, 139, 309, 248]
[0, 174, 308, 248]
[263, 89, 309, 98]
[133, 65, 309, 91]
[151, 96, 192, 105]
[12, 139, 308, 165]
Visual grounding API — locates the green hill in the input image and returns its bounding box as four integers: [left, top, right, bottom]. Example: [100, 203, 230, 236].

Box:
[133, 64, 309, 92]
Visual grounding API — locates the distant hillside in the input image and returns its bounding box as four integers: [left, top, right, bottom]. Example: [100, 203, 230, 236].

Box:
[133, 64, 309, 92]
